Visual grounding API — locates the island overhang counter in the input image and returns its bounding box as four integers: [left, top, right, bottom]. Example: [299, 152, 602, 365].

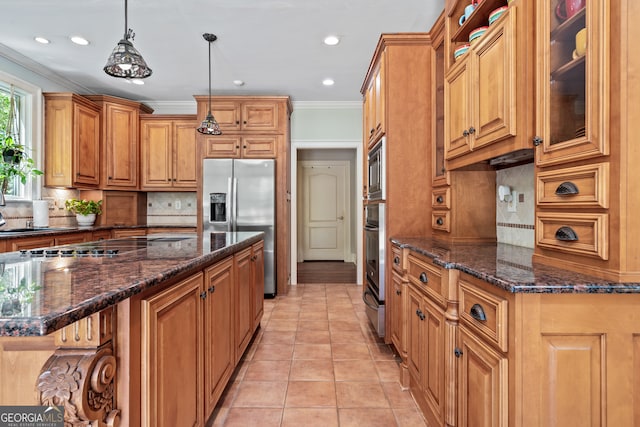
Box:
[0, 231, 265, 426]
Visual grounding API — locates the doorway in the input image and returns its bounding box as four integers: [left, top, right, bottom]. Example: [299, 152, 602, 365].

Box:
[290, 142, 363, 285]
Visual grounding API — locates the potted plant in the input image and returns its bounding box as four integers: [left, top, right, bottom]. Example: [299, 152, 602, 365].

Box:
[65, 199, 103, 227]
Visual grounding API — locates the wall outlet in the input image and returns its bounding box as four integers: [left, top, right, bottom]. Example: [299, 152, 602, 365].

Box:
[175, 200, 181, 210]
[507, 191, 518, 212]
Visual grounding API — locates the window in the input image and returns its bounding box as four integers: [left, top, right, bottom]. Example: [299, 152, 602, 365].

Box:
[0, 74, 41, 201]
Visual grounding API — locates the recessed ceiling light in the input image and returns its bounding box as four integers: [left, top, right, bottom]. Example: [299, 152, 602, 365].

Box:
[131, 79, 144, 85]
[34, 37, 50, 44]
[322, 78, 335, 86]
[323, 35, 340, 46]
[233, 80, 245, 86]
[70, 36, 90, 46]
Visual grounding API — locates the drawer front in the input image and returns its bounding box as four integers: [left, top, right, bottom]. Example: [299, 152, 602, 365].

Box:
[407, 253, 445, 306]
[536, 163, 609, 208]
[432, 210, 450, 232]
[459, 280, 508, 352]
[432, 187, 451, 209]
[536, 212, 608, 260]
[391, 244, 405, 274]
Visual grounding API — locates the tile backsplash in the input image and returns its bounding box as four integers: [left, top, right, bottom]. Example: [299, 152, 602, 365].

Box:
[146, 192, 197, 226]
[496, 163, 535, 248]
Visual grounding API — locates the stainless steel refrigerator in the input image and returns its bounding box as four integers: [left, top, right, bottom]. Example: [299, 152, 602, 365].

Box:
[202, 158, 276, 297]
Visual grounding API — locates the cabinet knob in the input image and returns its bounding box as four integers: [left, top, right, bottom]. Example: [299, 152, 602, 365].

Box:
[243, 145, 247, 149]
[533, 136, 543, 146]
[468, 126, 475, 135]
[393, 256, 400, 265]
[454, 348, 463, 358]
[243, 121, 247, 124]
[436, 217, 444, 226]
[462, 129, 469, 137]
[370, 128, 375, 135]
[436, 195, 444, 204]
[200, 291, 207, 300]
[396, 289, 401, 296]
[419, 272, 428, 284]
[236, 121, 240, 125]
[208, 285, 216, 293]
[416, 309, 425, 320]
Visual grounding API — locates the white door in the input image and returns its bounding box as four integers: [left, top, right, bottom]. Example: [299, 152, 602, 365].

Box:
[300, 161, 348, 261]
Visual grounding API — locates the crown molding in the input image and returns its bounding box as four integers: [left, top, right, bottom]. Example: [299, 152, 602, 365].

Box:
[140, 100, 197, 115]
[0, 43, 94, 95]
[293, 100, 362, 110]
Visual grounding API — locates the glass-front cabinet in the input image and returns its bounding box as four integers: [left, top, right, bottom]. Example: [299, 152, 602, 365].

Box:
[535, 0, 608, 166]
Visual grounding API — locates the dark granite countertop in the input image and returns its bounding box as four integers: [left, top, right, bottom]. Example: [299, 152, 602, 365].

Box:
[391, 237, 640, 294]
[0, 231, 262, 336]
[0, 224, 195, 239]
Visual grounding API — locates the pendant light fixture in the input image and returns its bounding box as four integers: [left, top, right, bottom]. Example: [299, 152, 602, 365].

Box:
[197, 33, 222, 135]
[104, 0, 152, 79]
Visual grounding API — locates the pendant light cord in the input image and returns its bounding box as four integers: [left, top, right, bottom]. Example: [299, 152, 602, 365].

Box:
[208, 38, 212, 115]
[124, 0, 128, 39]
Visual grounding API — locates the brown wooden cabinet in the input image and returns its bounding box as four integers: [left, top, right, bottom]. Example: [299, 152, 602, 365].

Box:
[206, 100, 280, 132]
[201, 134, 278, 159]
[203, 257, 235, 416]
[444, 0, 534, 170]
[140, 272, 204, 427]
[54, 232, 91, 245]
[140, 115, 198, 190]
[44, 93, 101, 188]
[85, 95, 153, 190]
[234, 247, 253, 362]
[80, 190, 147, 226]
[252, 241, 265, 329]
[363, 57, 386, 147]
[8, 236, 55, 251]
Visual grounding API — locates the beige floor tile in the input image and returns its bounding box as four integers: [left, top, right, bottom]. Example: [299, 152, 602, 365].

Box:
[281, 408, 339, 427]
[289, 359, 335, 381]
[295, 330, 331, 344]
[330, 329, 366, 344]
[298, 320, 330, 331]
[232, 380, 288, 408]
[243, 360, 291, 381]
[293, 343, 332, 360]
[335, 382, 390, 408]
[333, 360, 380, 382]
[259, 330, 296, 345]
[329, 320, 363, 332]
[393, 407, 429, 426]
[381, 382, 418, 409]
[270, 310, 300, 320]
[369, 343, 398, 360]
[299, 310, 328, 321]
[331, 342, 372, 360]
[252, 343, 294, 361]
[216, 380, 240, 408]
[264, 319, 298, 332]
[220, 408, 283, 427]
[338, 408, 398, 427]
[375, 360, 401, 382]
[285, 381, 337, 407]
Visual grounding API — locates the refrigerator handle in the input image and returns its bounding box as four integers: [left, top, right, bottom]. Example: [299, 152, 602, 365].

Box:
[232, 177, 238, 232]
[226, 177, 232, 231]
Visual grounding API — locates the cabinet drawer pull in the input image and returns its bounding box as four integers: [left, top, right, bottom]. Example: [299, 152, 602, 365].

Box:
[555, 226, 579, 242]
[396, 289, 401, 296]
[436, 217, 444, 226]
[555, 181, 579, 195]
[454, 348, 463, 358]
[393, 256, 400, 265]
[533, 136, 543, 146]
[470, 303, 487, 321]
[436, 195, 444, 204]
[419, 272, 428, 283]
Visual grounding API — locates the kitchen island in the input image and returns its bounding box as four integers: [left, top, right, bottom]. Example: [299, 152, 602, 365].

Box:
[0, 231, 265, 426]
[390, 237, 640, 427]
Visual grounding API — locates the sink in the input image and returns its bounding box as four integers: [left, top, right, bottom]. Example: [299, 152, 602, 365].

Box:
[0, 227, 73, 233]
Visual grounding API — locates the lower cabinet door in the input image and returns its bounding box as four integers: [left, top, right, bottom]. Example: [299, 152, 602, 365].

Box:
[252, 242, 265, 329]
[234, 247, 253, 362]
[204, 257, 235, 416]
[141, 272, 204, 427]
[457, 325, 508, 427]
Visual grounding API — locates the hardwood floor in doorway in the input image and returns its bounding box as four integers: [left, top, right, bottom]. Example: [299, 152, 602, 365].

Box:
[297, 261, 357, 284]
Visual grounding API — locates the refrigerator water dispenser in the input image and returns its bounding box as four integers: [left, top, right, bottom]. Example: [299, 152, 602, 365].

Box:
[210, 193, 227, 222]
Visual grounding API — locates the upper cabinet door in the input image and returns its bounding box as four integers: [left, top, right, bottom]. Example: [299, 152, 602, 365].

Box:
[445, 57, 473, 159]
[210, 102, 242, 131]
[104, 102, 139, 188]
[535, 0, 608, 166]
[241, 102, 279, 131]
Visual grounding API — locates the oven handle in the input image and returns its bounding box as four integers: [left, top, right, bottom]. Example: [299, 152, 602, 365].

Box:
[363, 287, 379, 310]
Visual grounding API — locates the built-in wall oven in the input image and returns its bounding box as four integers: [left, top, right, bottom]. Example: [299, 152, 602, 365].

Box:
[363, 202, 385, 337]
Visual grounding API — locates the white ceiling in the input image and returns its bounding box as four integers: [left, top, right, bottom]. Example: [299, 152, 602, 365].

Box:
[0, 0, 444, 105]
